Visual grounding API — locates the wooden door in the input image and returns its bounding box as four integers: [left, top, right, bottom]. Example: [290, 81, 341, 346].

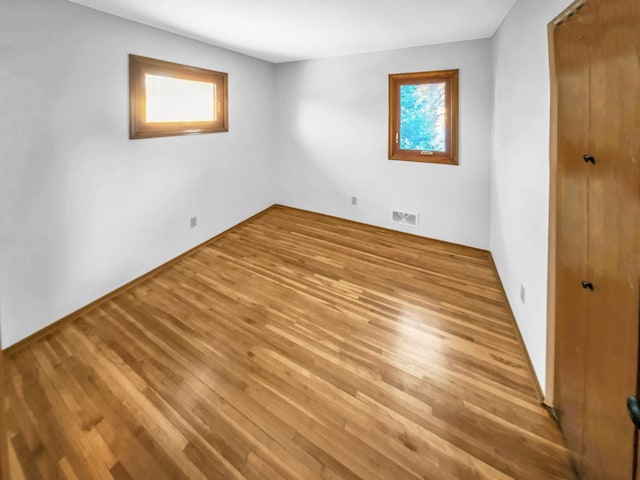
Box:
[0, 345, 4, 480]
[554, 0, 640, 478]
[0, 339, 5, 479]
[582, 0, 640, 477]
[553, 3, 592, 473]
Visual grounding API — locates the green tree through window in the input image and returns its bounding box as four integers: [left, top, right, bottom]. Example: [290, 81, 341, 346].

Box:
[399, 83, 446, 152]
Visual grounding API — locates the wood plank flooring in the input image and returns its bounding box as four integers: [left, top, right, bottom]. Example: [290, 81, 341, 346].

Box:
[4, 206, 577, 479]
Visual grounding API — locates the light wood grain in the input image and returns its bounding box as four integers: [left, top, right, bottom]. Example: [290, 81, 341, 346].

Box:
[0, 339, 5, 480]
[553, 3, 592, 473]
[553, 0, 640, 477]
[5, 206, 577, 479]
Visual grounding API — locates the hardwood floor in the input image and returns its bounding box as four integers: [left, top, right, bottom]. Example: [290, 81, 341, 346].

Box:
[4, 206, 577, 480]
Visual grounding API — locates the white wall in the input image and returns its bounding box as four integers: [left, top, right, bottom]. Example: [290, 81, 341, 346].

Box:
[274, 40, 493, 250]
[491, 0, 572, 392]
[0, 0, 276, 347]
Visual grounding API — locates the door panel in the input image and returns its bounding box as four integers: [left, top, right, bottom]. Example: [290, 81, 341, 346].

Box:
[637, 433, 640, 480]
[0, 346, 3, 480]
[553, 4, 593, 474]
[554, 0, 640, 479]
[582, 0, 640, 478]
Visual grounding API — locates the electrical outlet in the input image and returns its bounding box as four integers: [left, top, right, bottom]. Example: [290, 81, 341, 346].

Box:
[351, 196, 358, 206]
[520, 284, 526, 304]
[190, 216, 197, 228]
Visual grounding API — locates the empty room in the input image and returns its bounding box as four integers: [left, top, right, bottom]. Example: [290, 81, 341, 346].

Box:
[1, 0, 638, 478]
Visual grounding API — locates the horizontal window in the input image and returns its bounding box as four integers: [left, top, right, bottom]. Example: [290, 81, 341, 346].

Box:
[388, 69, 459, 164]
[129, 54, 228, 139]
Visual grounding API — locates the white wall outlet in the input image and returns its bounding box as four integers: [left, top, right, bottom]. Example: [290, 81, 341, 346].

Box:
[190, 216, 197, 228]
[520, 284, 526, 304]
[351, 196, 357, 206]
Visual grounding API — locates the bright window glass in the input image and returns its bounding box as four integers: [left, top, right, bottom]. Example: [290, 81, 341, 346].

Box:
[145, 74, 215, 123]
[399, 83, 446, 152]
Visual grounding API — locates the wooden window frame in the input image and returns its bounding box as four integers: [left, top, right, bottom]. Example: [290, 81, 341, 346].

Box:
[129, 54, 228, 139]
[388, 69, 459, 165]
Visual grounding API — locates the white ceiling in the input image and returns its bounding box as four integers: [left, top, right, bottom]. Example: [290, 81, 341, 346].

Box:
[68, 0, 517, 64]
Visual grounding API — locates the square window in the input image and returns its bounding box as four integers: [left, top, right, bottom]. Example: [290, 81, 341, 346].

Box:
[389, 69, 459, 164]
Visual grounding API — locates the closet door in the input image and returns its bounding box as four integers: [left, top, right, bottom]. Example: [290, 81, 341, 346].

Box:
[0, 344, 4, 480]
[553, 3, 593, 474]
[581, 0, 640, 477]
[554, 0, 640, 478]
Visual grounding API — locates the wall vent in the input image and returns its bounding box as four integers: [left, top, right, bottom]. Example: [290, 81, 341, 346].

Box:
[392, 210, 418, 227]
